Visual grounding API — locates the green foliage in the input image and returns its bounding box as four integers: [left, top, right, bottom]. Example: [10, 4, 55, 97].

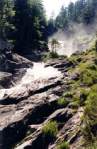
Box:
[55, 0, 97, 29]
[69, 55, 82, 69]
[82, 88, 97, 145]
[51, 38, 59, 52]
[0, 0, 48, 53]
[91, 84, 97, 92]
[93, 38, 97, 51]
[57, 97, 68, 107]
[13, 0, 47, 54]
[57, 141, 69, 149]
[70, 97, 80, 109]
[86, 142, 97, 149]
[42, 51, 59, 61]
[63, 92, 73, 98]
[49, 51, 59, 58]
[80, 88, 89, 105]
[47, 18, 56, 36]
[0, 0, 14, 40]
[85, 92, 97, 126]
[80, 69, 97, 86]
[95, 40, 97, 51]
[88, 64, 97, 70]
[42, 121, 58, 138]
[91, 38, 97, 52]
[81, 73, 93, 86]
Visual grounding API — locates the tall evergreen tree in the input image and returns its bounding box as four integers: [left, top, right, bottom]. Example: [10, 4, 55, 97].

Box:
[83, 0, 96, 24]
[47, 15, 57, 36]
[0, 0, 14, 40]
[68, 2, 75, 22]
[13, 0, 47, 54]
[55, 0, 97, 29]
[55, 7, 68, 29]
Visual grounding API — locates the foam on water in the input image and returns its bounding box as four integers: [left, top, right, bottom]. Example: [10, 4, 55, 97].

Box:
[21, 62, 61, 84]
[0, 63, 62, 99]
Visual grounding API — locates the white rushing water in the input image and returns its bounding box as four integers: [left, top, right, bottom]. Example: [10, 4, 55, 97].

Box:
[0, 63, 62, 99]
[21, 62, 61, 84]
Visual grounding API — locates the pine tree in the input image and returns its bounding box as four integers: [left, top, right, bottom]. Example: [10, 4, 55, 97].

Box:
[47, 16, 56, 36]
[55, 0, 97, 29]
[55, 7, 68, 29]
[0, 0, 14, 40]
[68, 2, 75, 22]
[83, 0, 96, 24]
[13, 0, 47, 54]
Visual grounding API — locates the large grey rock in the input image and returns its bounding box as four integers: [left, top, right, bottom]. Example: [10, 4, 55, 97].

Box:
[0, 52, 33, 72]
[0, 72, 12, 88]
[0, 57, 83, 149]
[0, 72, 64, 149]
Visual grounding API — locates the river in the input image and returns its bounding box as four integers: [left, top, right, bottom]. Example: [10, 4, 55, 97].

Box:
[0, 62, 62, 99]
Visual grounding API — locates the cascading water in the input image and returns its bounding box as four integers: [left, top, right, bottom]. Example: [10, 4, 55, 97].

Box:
[21, 62, 61, 83]
[0, 63, 62, 99]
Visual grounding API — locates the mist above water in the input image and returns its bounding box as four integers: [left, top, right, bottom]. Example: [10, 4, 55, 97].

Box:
[49, 21, 97, 57]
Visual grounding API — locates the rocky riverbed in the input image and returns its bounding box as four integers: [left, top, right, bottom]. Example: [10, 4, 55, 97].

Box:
[0, 52, 85, 149]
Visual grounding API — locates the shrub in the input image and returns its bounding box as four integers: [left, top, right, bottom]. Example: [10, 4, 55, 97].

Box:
[63, 92, 73, 98]
[88, 64, 97, 70]
[91, 84, 97, 92]
[85, 92, 97, 126]
[69, 99, 80, 109]
[80, 69, 97, 86]
[92, 39, 97, 51]
[80, 88, 89, 105]
[82, 90, 97, 144]
[42, 121, 58, 139]
[57, 97, 68, 107]
[51, 38, 59, 52]
[80, 70, 93, 85]
[49, 51, 59, 58]
[69, 56, 78, 66]
[42, 51, 59, 61]
[57, 141, 69, 149]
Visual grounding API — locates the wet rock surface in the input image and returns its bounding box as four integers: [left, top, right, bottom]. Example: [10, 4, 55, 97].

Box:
[0, 56, 84, 149]
[0, 72, 12, 88]
[0, 49, 33, 88]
